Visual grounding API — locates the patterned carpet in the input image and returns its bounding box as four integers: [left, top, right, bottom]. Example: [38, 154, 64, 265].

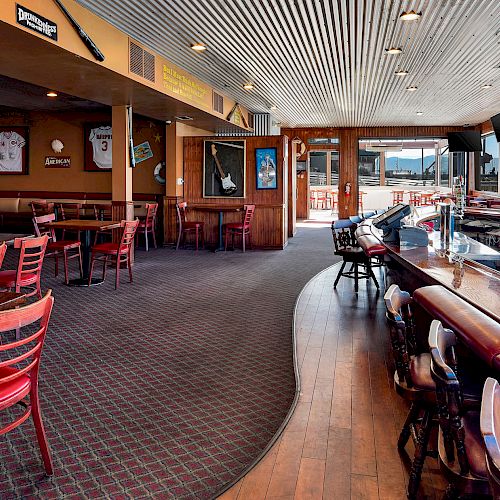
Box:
[0, 226, 338, 499]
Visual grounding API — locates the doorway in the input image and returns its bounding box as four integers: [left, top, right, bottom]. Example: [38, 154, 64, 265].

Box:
[308, 150, 339, 221]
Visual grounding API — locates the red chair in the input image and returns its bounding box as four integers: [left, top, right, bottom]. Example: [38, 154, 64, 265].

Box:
[316, 191, 328, 210]
[136, 202, 158, 251]
[89, 219, 139, 289]
[329, 191, 338, 214]
[58, 202, 82, 240]
[0, 235, 48, 299]
[392, 190, 404, 205]
[176, 202, 204, 252]
[358, 191, 366, 213]
[409, 191, 421, 206]
[0, 242, 6, 269]
[33, 214, 83, 285]
[224, 204, 255, 252]
[30, 200, 55, 218]
[0, 290, 55, 475]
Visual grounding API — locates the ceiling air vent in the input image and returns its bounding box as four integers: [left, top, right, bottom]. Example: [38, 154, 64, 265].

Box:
[175, 116, 193, 121]
[129, 39, 155, 83]
[213, 91, 224, 114]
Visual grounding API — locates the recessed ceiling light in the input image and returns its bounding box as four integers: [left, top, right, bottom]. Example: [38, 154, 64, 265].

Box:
[46, 91, 58, 97]
[190, 43, 206, 52]
[481, 84, 493, 89]
[385, 47, 402, 55]
[395, 70, 408, 76]
[406, 86, 418, 91]
[243, 83, 254, 90]
[416, 111, 423, 115]
[400, 10, 422, 21]
[270, 105, 278, 110]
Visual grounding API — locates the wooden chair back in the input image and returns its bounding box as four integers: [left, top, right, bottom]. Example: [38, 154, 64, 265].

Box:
[243, 204, 256, 228]
[331, 219, 356, 253]
[384, 284, 417, 386]
[429, 320, 468, 473]
[176, 202, 188, 226]
[13, 236, 48, 293]
[58, 203, 82, 220]
[30, 200, 54, 217]
[93, 203, 113, 221]
[118, 220, 139, 252]
[0, 242, 6, 270]
[0, 290, 54, 395]
[33, 213, 57, 243]
[481, 377, 500, 498]
[144, 203, 158, 229]
[392, 191, 404, 205]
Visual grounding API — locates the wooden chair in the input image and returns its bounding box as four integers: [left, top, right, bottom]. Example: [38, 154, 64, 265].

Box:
[309, 190, 317, 209]
[429, 320, 490, 499]
[0, 241, 6, 269]
[176, 202, 204, 252]
[93, 203, 114, 244]
[358, 191, 366, 213]
[316, 191, 328, 210]
[0, 235, 48, 299]
[330, 191, 338, 214]
[480, 377, 500, 499]
[409, 191, 421, 206]
[57, 203, 82, 240]
[33, 214, 83, 285]
[30, 200, 55, 218]
[331, 219, 378, 293]
[384, 284, 436, 499]
[136, 202, 158, 251]
[0, 291, 55, 475]
[224, 204, 255, 252]
[89, 219, 139, 290]
[392, 190, 404, 205]
[420, 193, 434, 206]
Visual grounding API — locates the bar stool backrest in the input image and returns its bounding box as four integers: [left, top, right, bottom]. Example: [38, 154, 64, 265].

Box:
[480, 377, 500, 498]
[0, 242, 6, 269]
[331, 219, 356, 253]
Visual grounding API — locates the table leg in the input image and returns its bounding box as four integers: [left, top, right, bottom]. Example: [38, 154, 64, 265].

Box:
[216, 210, 224, 252]
[66, 229, 104, 286]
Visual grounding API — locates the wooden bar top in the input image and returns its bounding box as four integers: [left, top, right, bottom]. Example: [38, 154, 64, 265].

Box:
[363, 221, 500, 322]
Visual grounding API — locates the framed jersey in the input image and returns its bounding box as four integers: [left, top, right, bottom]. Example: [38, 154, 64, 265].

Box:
[0, 127, 28, 175]
[84, 123, 112, 171]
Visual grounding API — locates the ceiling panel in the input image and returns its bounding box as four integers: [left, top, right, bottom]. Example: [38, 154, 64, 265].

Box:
[76, 0, 500, 128]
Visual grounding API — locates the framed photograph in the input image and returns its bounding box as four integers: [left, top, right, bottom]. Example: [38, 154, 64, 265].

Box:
[0, 127, 29, 175]
[203, 139, 245, 198]
[84, 123, 112, 171]
[256, 147, 278, 189]
[133, 141, 153, 164]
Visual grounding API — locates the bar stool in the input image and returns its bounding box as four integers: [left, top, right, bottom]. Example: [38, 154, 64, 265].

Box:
[330, 191, 338, 214]
[409, 191, 421, 206]
[358, 191, 366, 214]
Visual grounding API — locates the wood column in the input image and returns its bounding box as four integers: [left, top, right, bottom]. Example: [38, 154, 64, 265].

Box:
[339, 129, 358, 218]
[111, 105, 133, 221]
[288, 139, 297, 236]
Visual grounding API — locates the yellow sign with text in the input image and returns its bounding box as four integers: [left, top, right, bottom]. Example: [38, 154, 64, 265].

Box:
[162, 64, 209, 109]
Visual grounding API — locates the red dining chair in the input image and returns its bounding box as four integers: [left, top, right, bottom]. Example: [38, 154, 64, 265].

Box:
[392, 190, 404, 205]
[30, 200, 55, 218]
[93, 203, 114, 244]
[0, 235, 48, 299]
[0, 242, 6, 269]
[33, 214, 83, 285]
[176, 202, 204, 252]
[57, 202, 82, 240]
[136, 202, 158, 251]
[89, 219, 139, 289]
[0, 290, 55, 475]
[316, 191, 328, 210]
[224, 204, 255, 252]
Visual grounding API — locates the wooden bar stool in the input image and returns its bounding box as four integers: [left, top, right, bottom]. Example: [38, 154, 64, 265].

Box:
[409, 191, 421, 207]
[392, 190, 404, 205]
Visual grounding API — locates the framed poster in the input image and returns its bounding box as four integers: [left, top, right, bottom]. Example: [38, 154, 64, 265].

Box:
[133, 141, 153, 164]
[0, 127, 29, 175]
[256, 147, 278, 189]
[84, 123, 112, 171]
[203, 139, 245, 198]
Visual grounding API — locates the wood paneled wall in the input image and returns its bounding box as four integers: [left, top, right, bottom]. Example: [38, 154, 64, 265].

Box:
[168, 135, 287, 249]
[283, 125, 468, 218]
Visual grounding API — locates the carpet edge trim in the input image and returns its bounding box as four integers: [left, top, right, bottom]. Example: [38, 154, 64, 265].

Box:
[212, 262, 342, 499]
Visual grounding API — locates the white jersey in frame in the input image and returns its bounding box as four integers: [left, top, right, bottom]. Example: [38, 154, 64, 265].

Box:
[89, 126, 112, 169]
[0, 131, 26, 172]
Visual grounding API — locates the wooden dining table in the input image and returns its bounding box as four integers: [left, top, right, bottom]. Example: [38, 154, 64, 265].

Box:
[190, 205, 242, 251]
[46, 219, 121, 286]
[0, 292, 26, 311]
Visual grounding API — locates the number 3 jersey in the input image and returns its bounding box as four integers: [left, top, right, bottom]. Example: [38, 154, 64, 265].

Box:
[89, 126, 112, 169]
[0, 131, 26, 171]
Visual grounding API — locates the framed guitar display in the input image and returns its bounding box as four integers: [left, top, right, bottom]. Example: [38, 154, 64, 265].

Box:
[84, 123, 112, 171]
[255, 147, 277, 189]
[203, 139, 245, 198]
[0, 127, 29, 175]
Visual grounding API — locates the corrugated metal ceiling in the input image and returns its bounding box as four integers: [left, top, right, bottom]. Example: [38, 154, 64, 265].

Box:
[76, 0, 500, 128]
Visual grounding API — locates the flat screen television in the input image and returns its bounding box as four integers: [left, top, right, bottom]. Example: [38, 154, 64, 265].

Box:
[447, 131, 482, 152]
[491, 113, 500, 142]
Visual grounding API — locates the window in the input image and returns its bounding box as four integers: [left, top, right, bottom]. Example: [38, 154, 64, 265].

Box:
[358, 149, 380, 186]
[385, 148, 436, 186]
[309, 151, 327, 185]
[331, 152, 339, 186]
[479, 133, 499, 192]
[440, 146, 449, 186]
[307, 137, 339, 145]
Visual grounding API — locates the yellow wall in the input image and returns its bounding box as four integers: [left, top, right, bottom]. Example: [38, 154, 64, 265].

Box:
[0, 109, 165, 194]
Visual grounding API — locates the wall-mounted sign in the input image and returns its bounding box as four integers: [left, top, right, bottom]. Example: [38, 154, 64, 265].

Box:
[133, 141, 153, 164]
[16, 4, 58, 41]
[45, 156, 71, 168]
[226, 104, 248, 128]
[162, 64, 209, 109]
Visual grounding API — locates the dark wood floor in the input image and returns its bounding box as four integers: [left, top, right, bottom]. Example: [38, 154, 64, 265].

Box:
[219, 264, 447, 499]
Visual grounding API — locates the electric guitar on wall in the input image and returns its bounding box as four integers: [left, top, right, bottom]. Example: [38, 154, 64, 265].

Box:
[211, 144, 237, 195]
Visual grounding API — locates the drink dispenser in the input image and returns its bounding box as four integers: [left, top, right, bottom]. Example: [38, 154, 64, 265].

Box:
[439, 202, 454, 248]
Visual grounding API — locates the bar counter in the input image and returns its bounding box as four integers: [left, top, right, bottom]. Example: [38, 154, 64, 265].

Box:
[362, 221, 500, 322]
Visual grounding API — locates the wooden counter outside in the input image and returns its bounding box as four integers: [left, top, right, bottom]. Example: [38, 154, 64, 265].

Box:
[364, 222, 500, 322]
